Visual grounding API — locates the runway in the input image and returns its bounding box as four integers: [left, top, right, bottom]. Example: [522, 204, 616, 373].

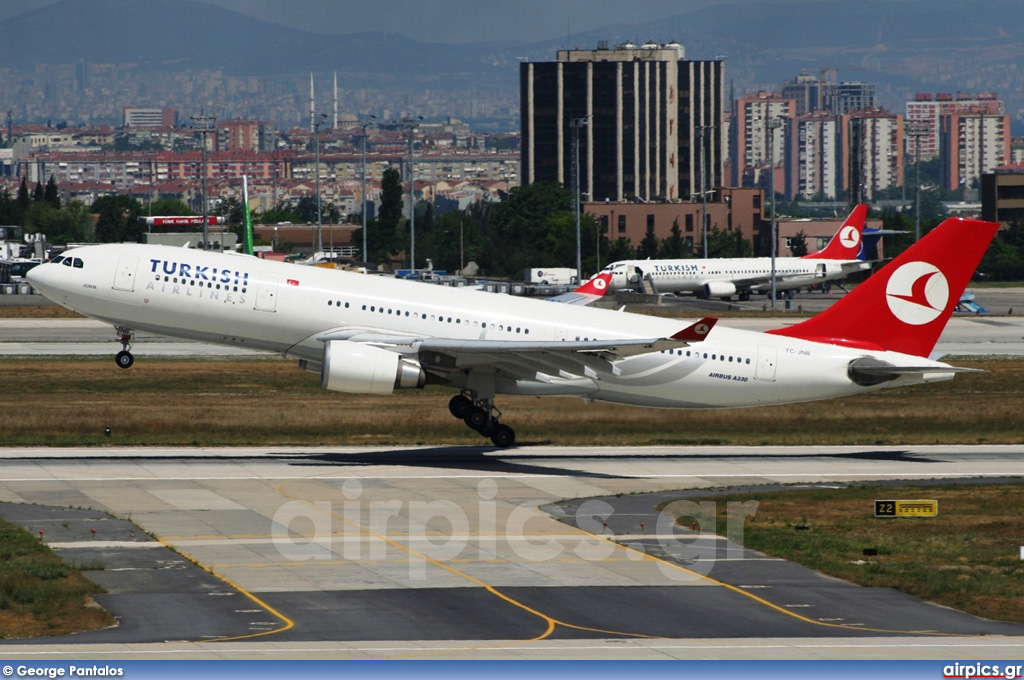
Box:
[1, 297, 1023, 658]
[0, 444, 1022, 659]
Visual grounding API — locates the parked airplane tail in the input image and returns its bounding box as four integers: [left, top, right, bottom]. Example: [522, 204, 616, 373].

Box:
[574, 272, 612, 296]
[802, 203, 868, 261]
[769, 217, 999, 357]
[544, 272, 613, 305]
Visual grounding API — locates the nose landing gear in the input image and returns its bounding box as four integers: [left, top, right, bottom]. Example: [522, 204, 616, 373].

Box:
[115, 327, 134, 369]
[448, 393, 516, 448]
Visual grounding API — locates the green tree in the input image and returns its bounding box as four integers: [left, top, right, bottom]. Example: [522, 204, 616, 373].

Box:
[637, 230, 660, 259]
[44, 175, 60, 210]
[16, 177, 30, 214]
[705, 226, 751, 258]
[33, 180, 44, 203]
[369, 167, 405, 265]
[24, 201, 92, 245]
[430, 210, 481, 273]
[258, 203, 301, 225]
[478, 181, 575, 277]
[149, 199, 193, 216]
[93, 195, 143, 243]
[661, 220, 687, 258]
[0, 190, 19, 225]
[604, 237, 635, 263]
[788, 230, 809, 257]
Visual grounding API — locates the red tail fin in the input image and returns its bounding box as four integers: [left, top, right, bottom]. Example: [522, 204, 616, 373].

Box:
[574, 272, 612, 297]
[769, 217, 998, 357]
[803, 203, 868, 260]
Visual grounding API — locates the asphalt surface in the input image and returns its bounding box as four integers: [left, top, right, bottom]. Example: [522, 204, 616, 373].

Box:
[0, 446, 1022, 657]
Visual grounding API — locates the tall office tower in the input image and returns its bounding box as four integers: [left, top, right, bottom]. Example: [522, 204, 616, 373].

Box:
[730, 91, 794, 188]
[520, 41, 725, 203]
[789, 110, 840, 200]
[780, 70, 822, 117]
[828, 82, 876, 115]
[75, 60, 89, 93]
[906, 92, 1004, 160]
[842, 108, 903, 202]
[939, 109, 1011, 191]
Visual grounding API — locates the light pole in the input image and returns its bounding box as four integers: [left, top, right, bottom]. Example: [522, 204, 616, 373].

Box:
[402, 116, 423, 275]
[190, 112, 215, 249]
[906, 120, 929, 241]
[697, 124, 716, 259]
[767, 117, 784, 310]
[313, 113, 327, 257]
[570, 116, 589, 283]
[360, 115, 375, 264]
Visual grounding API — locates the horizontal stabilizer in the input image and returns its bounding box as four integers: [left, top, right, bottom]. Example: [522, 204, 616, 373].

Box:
[847, 355, 983, 386]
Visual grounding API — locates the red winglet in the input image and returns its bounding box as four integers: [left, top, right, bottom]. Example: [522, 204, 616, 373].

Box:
[574, 272, 612, 296]
[671, 316, 717, 341]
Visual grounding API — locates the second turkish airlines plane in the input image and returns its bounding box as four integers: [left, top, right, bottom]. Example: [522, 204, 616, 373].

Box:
[602, 204, 872, 300]
[28, 216, 996, 447]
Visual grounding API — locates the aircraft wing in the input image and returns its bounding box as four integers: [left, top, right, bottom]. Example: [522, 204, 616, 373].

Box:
[319, 317, 716, 380]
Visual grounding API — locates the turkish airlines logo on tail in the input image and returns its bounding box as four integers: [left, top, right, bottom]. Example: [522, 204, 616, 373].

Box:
[885, 261, 949, 325]
[591, 277, 608, 291]
[839, 224, 861, 249]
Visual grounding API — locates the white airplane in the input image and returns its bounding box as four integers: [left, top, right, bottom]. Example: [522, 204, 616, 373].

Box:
[602, 204, 872, 300]
[28, 215, 996, 448]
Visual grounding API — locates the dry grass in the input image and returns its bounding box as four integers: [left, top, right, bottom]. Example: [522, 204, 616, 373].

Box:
[0, 519, 114, 638]
[0, 305, 81, 319]
[0, 357, 1021, 445]
[698, 484, 1024, 623]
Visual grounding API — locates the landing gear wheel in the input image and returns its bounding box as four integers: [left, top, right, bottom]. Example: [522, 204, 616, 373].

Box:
[490, 424, 516, 448]
[115, 350, 134, 369]
[464, 406, 489, 431]
[448, 394, 472, 419]
[739, 292, 751, 301]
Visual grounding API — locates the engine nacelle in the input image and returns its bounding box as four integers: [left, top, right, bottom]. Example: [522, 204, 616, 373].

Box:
[702, 280, 737, 299]
[321, 340, 425, 395]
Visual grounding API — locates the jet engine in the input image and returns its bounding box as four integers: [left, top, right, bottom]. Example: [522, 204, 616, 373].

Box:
[321, 340, 425, 395]
[702, 281, 737, 299]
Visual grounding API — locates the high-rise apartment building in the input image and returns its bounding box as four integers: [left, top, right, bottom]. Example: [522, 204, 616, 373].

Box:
[730, 92, 794, 188]
[842, 108, 903, 202]
[939, 109, 1011, 191]
[788, 110, 840, 200]
[905, 93, 1003, 160]
[520, 41, 725, 203]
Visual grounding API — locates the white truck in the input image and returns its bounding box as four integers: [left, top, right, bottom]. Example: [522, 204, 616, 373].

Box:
[524, 267, 577, 286]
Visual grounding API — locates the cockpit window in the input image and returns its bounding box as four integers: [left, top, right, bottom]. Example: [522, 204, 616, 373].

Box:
[50, 256, 65, 264]
[73, 258, 83, 269]
[62, 258, 72, 267]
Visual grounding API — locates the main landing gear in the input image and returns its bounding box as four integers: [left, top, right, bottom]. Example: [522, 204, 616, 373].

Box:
[448, 393, 516, 448]
[115, 327, 134, 369]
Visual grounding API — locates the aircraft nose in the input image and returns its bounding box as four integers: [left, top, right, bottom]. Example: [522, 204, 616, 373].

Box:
[26, 262, 54, 296]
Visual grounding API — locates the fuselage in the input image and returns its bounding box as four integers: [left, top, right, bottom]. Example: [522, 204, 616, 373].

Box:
[28, 243, 952, 410]
[602, 257, 871, 296]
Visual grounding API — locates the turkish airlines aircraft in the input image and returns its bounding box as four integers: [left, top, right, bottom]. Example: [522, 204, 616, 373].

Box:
[27, 216, 996, 448]
[602, 204, 872, 300]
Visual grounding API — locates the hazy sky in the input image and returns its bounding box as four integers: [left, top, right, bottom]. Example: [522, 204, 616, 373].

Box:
[1, 0, 826, 43]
